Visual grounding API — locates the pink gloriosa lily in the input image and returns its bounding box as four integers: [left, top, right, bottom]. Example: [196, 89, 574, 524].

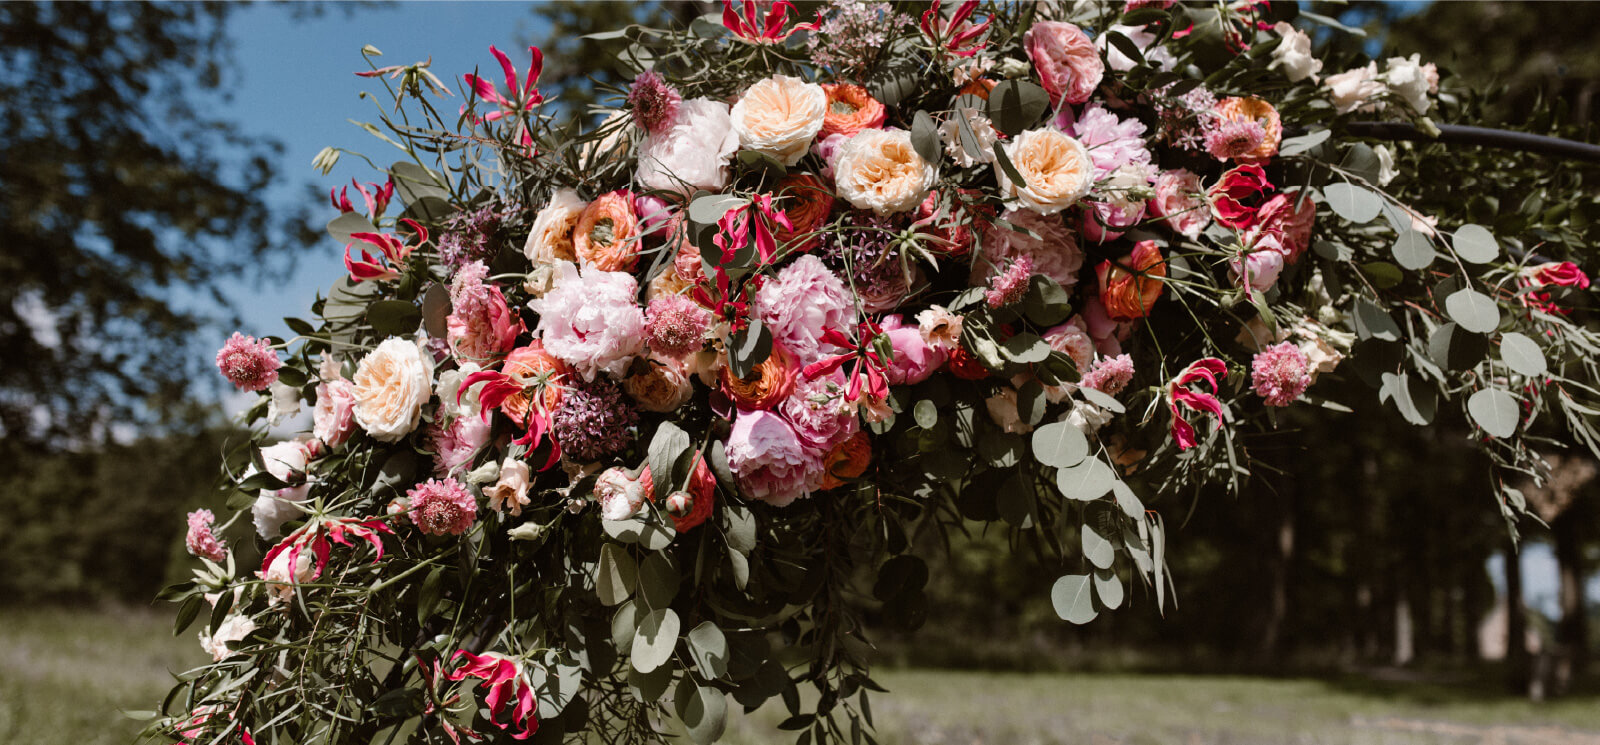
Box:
[446, 650, 539, 740]
[920, 0, 991, 58]
[715, 195, 792, 266]
[1168, 358, 1228, 450]
[461, 368, 562, 471]
[722, 0, 820, 44]
[259, 517, 394, 588]
[463, 45, 544, 123]
[803, 320, 892, 403]
[330, 178, 395, 220]
[345, 218, 428, 282]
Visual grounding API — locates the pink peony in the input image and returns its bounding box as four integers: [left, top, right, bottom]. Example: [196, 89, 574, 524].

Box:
[447, 262, 523, 362]
[313, 379, 358, 448]
[1149, 169, 1211, 239]
[1069, 105, 1152, 179]
[185, 509, 227, 563]
[977, 210, 1084, 290]
[1080, 354, 1135, 396]
[644, 294, 711, 359]
[778, 371, 859, 457]
[406, 478, 478, 536]
[1025, 21, 1103, 106]
[527, 261, 646, 381]
[636, 98, 740, 197]
[726, 409, 823, 507]
[880, 314, 947, 385]
[429, 415, 492, 478]
[1251, 342, 1311, 407]
[754, 254, 856, 365]
[215, 332, 280, 392]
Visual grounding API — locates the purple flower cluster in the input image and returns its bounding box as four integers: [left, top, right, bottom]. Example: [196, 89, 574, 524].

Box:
[550, 377, 639, 462]
[806, 1, 912, 80]
[821, 213, 912, 313]
[437, 205, 505, 270]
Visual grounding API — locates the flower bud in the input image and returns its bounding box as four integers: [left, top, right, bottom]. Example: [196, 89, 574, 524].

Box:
[665, 491, 694, 518]
[506, 523, 546, 542]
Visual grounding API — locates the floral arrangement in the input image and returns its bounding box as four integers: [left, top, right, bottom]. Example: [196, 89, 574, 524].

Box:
[155, 2, 1600, 743]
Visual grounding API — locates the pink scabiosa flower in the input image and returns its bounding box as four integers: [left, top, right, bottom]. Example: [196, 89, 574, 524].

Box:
[644, 294, 712, 359]
[549, 377, 639, 463]
[1203, 115, 1267, 162]
[215, 332, 281, 392]
[1081, 354, 1135, 396]
[726, 409, 824, 507]
[1168, 358, 1228, 451]
[628, 70, 681, 135]
[977, 210, 1085, 290]
[185, 509, 227, 563]
[1251, 342, 1311, 407]
[406, 478, 478, 536]
[986, 256, 1034, 309]
[446, 651, 539, 740]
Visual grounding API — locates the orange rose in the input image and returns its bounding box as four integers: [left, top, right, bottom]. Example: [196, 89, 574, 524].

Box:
[773, 173, 835, 254]
[501, 341, 570, 426]
[1096, 240, 1167, 322]
[819, 84, 887, 139]
[572, 190, 640, 273]
[719, 342, 797, 410]
[820, 431, 872, 490]
[1213, 97, 1282, 163]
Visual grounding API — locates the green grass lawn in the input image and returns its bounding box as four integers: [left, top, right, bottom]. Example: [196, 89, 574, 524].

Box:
[4, 608, 1598, 745]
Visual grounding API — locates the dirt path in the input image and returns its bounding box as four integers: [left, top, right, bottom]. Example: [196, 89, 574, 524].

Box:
[1352, 716, 1600, 745]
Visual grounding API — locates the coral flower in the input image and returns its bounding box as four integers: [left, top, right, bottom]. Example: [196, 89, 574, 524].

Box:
[446, 651, 539, 740]
[819, 84, 887, 139]
[572, 190, 640, 273]
[820, 431, 872, 490]
[1211, 97, 1282, 163]
[772, 173, 836, 254]
[1096, 241, 1167, 322]
[721, 341, 799, 411]
[646, 456, 718, 532]
[1168, 358, 1228, 450]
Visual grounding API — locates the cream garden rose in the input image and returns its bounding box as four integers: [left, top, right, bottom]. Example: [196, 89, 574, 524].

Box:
[352, 337, 434, 442]
[731, 75, 827, 166]
[833, 128, 937, 216]
[995, 128, 1094, 215]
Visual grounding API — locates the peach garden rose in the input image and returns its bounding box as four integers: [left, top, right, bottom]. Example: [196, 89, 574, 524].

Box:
[995, 128, 1094, 215]
[731, 75, 827, 166]
[352, 337, 434, 443]
[833, 128, 937, 216]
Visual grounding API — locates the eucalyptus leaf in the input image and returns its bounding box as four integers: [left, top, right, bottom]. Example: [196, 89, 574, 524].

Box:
[1278, 129, 1331, 156]
[327, 212, 378, 246]
[687, 622, 730, 680]
[1324, 183, 1382, 224]
[1499, 332, 1547, 378]
[637, 552, 680, 609]
[1452, 224, 1500, 264]
[630, 608, 680, 674]
[1051, 574, 1098, 624]
[1094, 570, 1125, 610]
[910, 111, 941, 166]
[596, 544, 637, 607]
[1056, 458, 1115, 501]
[687, 192, 746, 226]
[1391, 229, 1435, 271]
[1353, 298, 1402, 342]
[1082, 522, 1115, 570]
[1468, 388, 1520, 438]
[1032, 421, 1089, 469]
[985, 79, 1050, 136]
[367, 300, 421, 337]
[676, 678, 728, 745]
[1445, 288, 1501, 334]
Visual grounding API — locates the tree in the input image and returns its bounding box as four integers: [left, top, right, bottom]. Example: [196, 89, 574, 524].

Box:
[0, 3, 315, 451]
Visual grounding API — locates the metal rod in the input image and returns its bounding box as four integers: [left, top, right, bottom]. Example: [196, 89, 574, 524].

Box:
[1345, 121, 1600, 164]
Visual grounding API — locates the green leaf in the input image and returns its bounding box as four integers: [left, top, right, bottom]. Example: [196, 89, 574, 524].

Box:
[1032, 421, 1088, 469]
[1079, 387, 1126, 414]
[1500, 332, 1547, 378]
[1340, 143, 1383, 183]
[1380, 372, 1436, 426]
[1324, 183, 1382, 224]
[676, 678, 728, 745]
[1000, 332, 1051, 363]
[728, 318, 773, 380]
[417, 565, 444, 624]
[172, 595, 202, 636]
[722, 504, 756, 554]
[1445, 288, 1501, 334]
[390, 161, 450, 204]
[1468, 388, 1520, 438]
[1094, 570, 1125, 610]
[327, 212, 378, 246]
[687, 192, 746, 227]
[611, 600, 640, 653]
[1360, 261, 1403, 290]
[996, 471, 1038, 528]
[910, 110, 940, 166]
[913, 399, 938, 429]
[687, 622, 730, 680]
[1022, 275, 1073, 327]
[985, 79, 1050, 136]
[1353, 298, 1402, 342]
[367, 299, 421, 337]
[637, 552, 680, 609]
[1391, 229, 1435, 271]
[630, 608, 680, 674]
[1452, 224, 1500, 264]
[1056, 458, 1115, 501]
[1112, 481, 1143, 519]
[1051, 574, 1098, 624]
[871, 555, 928, 601]
[1082, 522, 1115, 570]
[421, 283, 450, 339]
[1278, 129, 1331, 156]
[1016, 380, 1047, 427]
[628, 659, 673, 703]
[647, 421, 692, 500]
[1427, 322, 1487, 370]
[992, 140, 1028, 189]
[1104, 31, 1145, 68]
[603, 515, 677, 550]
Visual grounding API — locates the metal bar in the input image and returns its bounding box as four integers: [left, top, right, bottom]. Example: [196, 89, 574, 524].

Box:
[1345, 121, 1600, 164]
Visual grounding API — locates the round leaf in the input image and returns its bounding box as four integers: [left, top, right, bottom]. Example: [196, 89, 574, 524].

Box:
[637, 552, 680, 609]
[1082, 522, 1115, 570]
[1499, 332, 1547, 378]
[1056, 458, 1115, 501]
[985, 79, 1050, 136]
[675, 678, 728, 745]
[1324, 182, 1382, 224]
[1051, 574, 1098, 624]
[1094, 570, 1125, 610]
[913, 400, 938, 429]
[687, 622, 730, 680]
[1445, 288, 1501, 334]
[1452, 224, 1499, 264]
[630, 608, 680, 674]
[1391, 229, 1435, 271]
[1032, 421, 1089, 469]
[1468, 388, 1520, 439]
[596, 544, 637, 607]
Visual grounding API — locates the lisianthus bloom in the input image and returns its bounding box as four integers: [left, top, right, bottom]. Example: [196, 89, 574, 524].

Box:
[185, 509, 227, 563]
[446, 651, 538, 739]
[406, 478, 478, 536]
[721, 341, 799, 411]
[528, 261, 646, 381]
[1210, 97, 1282, 163]
[1168, 358, 1228, 450]
[1250, 192, 1316, 264]
[250, 438, 319, 539]
[732, 75, 827, 166]
[995, 128, 1094, 215]
[345, 219, 428, 282]
[447, 262, 523, 362]
[353, 337, 434, 443]
[772, 173, 835, 254]
[215, 332, 280, 392]
[1385, 54, 1439, 114]
[879, 314, 947, 385]
[1208, 164, 1274, 231]
[487, 457, 531, 516]
[833, 128, 937, 216]
[1324, 61, 1384, 114]
[313, 377, 358, 448]
[1024, 21, 1102, 106]
[726, 409, 823, 507]
[1096, 241, 1167, 322]
[754, 254, 855, 363]
[523, 189, 586, 264]
[198, 614, 257, 662]
[572, 190, 640, 273]
[1269, 22, 1322, 82]
[1251, 342, 1312, 407]
[636, 98, 740, 197]
[1150, 169, 1211, 239]
[819, 83, 887, 139]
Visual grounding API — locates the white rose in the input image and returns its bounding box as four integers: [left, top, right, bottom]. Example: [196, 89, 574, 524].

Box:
[731, 75, 827, 166]
[834, 128, 937, 215]
[523, 189, 586, 264]
[1268, 22, 1322, 83]
[939, 108, 998, 167]
[352, 337, 434, 443]
[199, 614, 258, 661]
[636, 98, 740, 197]
[1384, 54, 1438, 114]
[1324, 62, 1385, 114]
[995, 128, 1094, 215]
[1097, 24, 1176, 72]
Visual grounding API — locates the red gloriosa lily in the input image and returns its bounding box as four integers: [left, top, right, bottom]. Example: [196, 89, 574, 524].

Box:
[259, 517, 394, 588]
[345, 218, 428, 282]
[446, 651, 539, 740]
[461, 367, 562, 471]
[463, 45, 544, 123]
[330, 178, 394, 220]
[802, 320, 892, 403]
[920, 0, 991, 58]
[722, 0, 820, 43]
[1168, 358, 1228, 450]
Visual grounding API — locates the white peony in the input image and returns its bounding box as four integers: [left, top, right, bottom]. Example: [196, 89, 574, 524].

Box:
[636, 98, 740, 197]
[1268, 22, 1322, 83]
[731, 75, 827, 166]
[833, 128, 938, 215]
[352, 337, 434, 443]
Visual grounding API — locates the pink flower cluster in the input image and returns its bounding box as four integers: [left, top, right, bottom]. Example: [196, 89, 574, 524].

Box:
[1251, 342, 1311, 407]
[406, 478, 478, 536]
[215, 332, 280, 392]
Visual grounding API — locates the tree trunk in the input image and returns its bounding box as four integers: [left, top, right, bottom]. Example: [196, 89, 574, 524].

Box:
[1553, 509, 1589, 695]
[1505, 545, 1532, 694]
[1258, 473, 1296, 664]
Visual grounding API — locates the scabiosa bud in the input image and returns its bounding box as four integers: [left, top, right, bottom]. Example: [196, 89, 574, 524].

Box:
[644, 294, 711, 358]
[628, 70, 682, 136]
[986, 256, 1033, 309]
[215, 332, 281, 392]
[406, 478, 479, 536]
[1251, 342, 1312, 407]
[550, 377, 640, 463]
[1079, 353, 1135, 396]
[1204, 116, 1267, 162]
[185, 509, 227, 562]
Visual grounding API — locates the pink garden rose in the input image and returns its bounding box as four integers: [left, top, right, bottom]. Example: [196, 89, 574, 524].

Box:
[1150, 169, 1211, 239]
[726, 409, 823, 507]
[977, 209, 1085, 289]
[313, 378, 357, 448]
[447, 262, 522, 362]
[754, 254, 856, 364]
[1080, 199, 1146, 244]
[878, 314, 947, 385]
[429, 414, 492, 478]
[1025, 21, 1103, 106]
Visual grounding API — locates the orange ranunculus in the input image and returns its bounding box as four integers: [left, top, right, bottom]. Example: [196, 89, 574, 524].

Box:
[773, 173, 835, 254]
[1213, 97, 1282, 163]
[1096, 240, 1167, 322]
[572, 190, 640, 273]
[818, 84, 887, 139]
[958, 78, 997, 100]
[501, 341, 569, 425]
[820, 431, 872, 490]
[719, 341, 798, 410]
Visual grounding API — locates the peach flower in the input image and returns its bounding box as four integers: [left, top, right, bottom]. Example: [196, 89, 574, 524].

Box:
[523, 189, 585, 264]
[833, 128, 937, 215]
[500, 341, 569, 427]
[995, 128, 1094, 215]
[820, 431, 872, 490]
[572, 190, 640, 273]
[1213, 97, 1282, 163]
[624, 356, 695, 413]
[819, 84, 887, 139]
[1096, 240, 1167, 322]
[487, 457, 531, 516]
[352, 337, 434, 442]
[731, 75, 828, 166]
